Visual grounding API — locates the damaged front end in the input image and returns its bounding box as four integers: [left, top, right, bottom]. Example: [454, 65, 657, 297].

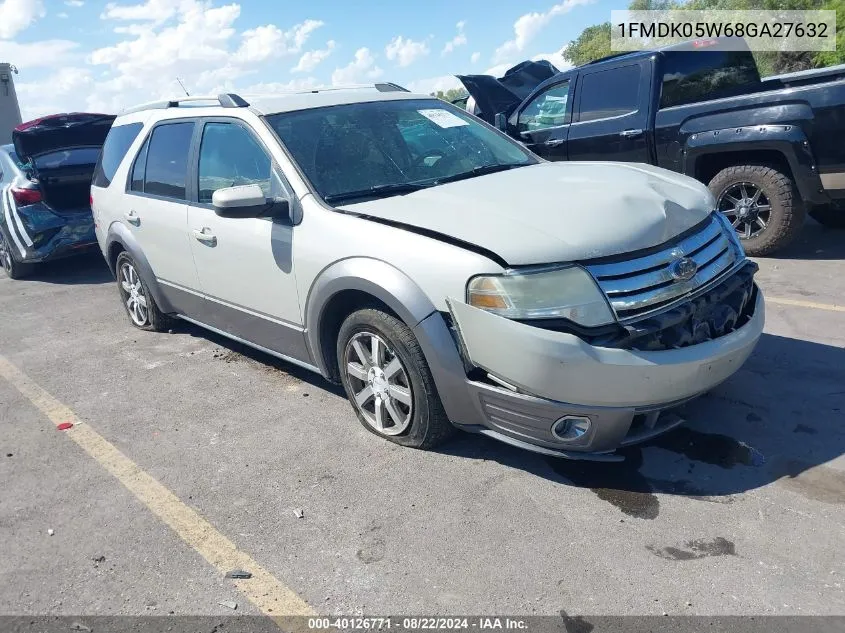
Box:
[441, 215, 765, 460]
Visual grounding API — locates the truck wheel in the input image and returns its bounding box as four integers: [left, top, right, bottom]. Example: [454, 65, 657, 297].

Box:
[809, 205, 845, 229]
[337, 308, 455, 449]
[709, 165, 805, 256]
[0, 230, 32, 280]
[115, 251, 174, 332]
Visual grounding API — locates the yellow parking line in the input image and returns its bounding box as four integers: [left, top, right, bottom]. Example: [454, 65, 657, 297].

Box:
[0, 354, 314, 621]
[765, 296, 845, 313]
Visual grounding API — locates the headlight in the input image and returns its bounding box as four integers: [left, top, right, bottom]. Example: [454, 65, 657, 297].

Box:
[467, 265, 615, 327]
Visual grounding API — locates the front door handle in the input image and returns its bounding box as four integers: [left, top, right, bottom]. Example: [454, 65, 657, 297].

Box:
[543, 139, 565, 147]
[619, 128, 644, 138]
[192, 228, 217, 246]
[124, 211, 140, 226]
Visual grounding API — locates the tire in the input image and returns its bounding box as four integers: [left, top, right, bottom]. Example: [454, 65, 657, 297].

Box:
[709, 164, 805, 256]
[809, 205, 845, 229]
[115, 251, 174, 332]
[336, 308, 455, 449]
[0, 229, 32, 280]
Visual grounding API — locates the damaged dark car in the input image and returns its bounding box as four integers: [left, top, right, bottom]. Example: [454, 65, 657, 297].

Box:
[0, 112, 115, 279]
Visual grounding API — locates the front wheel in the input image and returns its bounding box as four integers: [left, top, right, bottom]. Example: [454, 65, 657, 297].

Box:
[0, 230, 32, 280]
[337, 308, 454, 449]
[709, 164, 805, 256]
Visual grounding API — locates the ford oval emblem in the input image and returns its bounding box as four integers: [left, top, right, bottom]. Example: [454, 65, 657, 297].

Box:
[669, 257, 698, 281]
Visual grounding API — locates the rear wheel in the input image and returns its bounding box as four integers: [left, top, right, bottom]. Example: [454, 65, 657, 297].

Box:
[0, 230, 31, 280]
[115, 251, 174, 331]
[337, 308, 454, 449]
[709, 164, 805, 256]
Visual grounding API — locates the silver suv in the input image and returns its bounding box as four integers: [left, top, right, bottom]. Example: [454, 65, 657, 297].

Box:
[91, 86, 764, 461]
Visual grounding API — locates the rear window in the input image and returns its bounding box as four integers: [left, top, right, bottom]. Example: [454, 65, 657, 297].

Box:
[660, 51, 760, 108]
[92, 122, 143, 188]
[34, 147, 102, 169]
[578, 65, 641, 122]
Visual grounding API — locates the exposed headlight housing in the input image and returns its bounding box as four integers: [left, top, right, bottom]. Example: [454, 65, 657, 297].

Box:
[467, 265, 615, 327]
[714, 211, 746, 258]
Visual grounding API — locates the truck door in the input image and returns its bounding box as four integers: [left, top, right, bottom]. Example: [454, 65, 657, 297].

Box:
[514, 79, 572, 161]
[567, 61, 652, 163]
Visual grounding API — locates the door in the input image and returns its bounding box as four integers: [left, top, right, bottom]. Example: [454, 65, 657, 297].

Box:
[126, 120, 202, 314]
[186, 120, 309, 362]
[515, 80, 572, 161]
[566, 62, 651, 163]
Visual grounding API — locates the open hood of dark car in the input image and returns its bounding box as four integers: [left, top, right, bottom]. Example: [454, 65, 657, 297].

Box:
[457, 60, 559, 124]
[13, 112, 116, 161]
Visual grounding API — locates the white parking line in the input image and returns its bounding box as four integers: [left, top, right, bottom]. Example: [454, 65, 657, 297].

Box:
[765, 297, 845, 313]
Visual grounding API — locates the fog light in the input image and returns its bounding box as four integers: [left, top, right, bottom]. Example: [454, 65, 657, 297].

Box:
[551, 415, 591, 441]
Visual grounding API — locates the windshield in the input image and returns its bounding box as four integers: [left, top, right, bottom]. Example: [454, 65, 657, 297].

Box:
[266, 98, 536, 204]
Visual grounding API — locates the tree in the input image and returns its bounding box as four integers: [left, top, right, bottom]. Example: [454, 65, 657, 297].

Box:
[562, 22, 613, 66]
[814, 0, 845, 67]
[432, 87, 469, 102]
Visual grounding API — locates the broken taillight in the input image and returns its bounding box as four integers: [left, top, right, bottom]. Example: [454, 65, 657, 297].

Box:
[10, 187, 42, 206]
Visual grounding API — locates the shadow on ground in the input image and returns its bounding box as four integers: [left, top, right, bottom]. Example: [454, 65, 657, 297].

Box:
[438, 332, 845, 518]
[17, 252, 112, 285]
[775, 218, 845, 261]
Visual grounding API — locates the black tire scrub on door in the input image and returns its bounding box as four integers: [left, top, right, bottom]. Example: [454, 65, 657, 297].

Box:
[115, 251, 174, 331]
[709, 164, 805, 257]
[337, 308, 454, 449]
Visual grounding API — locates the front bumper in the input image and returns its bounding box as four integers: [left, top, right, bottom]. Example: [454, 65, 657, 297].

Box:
[444, 291, 765, 459]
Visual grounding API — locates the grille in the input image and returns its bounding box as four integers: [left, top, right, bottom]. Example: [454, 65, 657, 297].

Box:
[585, 214, 743, 323]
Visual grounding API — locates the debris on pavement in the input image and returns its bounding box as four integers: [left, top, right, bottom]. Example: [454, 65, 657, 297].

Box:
[293, 508, 304, 518]
[70, 622, 91, 632]
[57, 422, 74, 431]
[218, 600, 238, 610]
[92, 555, 106, 566]
[225, 569, 252, 579]
[47, 529, 54, 536]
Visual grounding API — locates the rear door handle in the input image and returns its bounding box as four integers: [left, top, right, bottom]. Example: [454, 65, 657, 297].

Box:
[192, 228, 217, 246]
[619, 128, 644, 138]
[543, 139, 565, 147]
[124, 211, 140, 226]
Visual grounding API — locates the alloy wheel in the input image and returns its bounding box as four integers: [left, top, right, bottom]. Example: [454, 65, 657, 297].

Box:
[0, 232, 12, 275]
[344, 331, 413, 435]
[119, 261, 149, 326]
[717, 182, 772, 240]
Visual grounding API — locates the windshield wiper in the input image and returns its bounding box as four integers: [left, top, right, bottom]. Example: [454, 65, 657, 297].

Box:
[323, 182, 430, 204]
[433, 163, 525, 185]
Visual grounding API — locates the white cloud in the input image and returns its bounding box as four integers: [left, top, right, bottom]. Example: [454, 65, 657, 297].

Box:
[16, 67, 96, 120]
[236, 19, 323, 63]
[65, 0, 84, 6]
[58, 12, 69, 18]
[493, 0, 592, 63]
[483, 62, 514, 77]
[292, 40, 335, 73]
[0, 39, 80, 68]
[470, 51, 480, 64]
[331, 47, 383, 85]
[100, 0, 185, 23]
[441, 20, 466, 56]
[407, 75, 462, 96]
[385, 35, 429, 68]
[243, 77, 322, 93]
[0, 0, 46, 39]
[531, 48, 572, 72]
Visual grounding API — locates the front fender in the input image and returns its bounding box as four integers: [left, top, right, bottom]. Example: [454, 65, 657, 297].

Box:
[105, 221, 175, 314]
[683, 124, 826, 204]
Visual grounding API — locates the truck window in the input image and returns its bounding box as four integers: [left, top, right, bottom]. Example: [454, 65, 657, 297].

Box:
[518, 81, 571, 132]
[578, 65, 640, 123]
[660, 51, 760, 109]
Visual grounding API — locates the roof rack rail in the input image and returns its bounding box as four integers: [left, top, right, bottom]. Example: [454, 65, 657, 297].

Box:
[121, 93, 250, 115]
[375, 82, 410, 92]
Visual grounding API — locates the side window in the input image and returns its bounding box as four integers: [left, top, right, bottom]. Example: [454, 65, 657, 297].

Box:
[578, 65, 641, 123]
[198, 122, 271, 203]
[130, 137, 149, 192]
[143, 122, 194, 200]
[517, 81, 571, 132]
[92, 122, 143, 188]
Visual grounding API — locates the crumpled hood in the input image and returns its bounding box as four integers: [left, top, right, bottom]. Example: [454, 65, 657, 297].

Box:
[340, 162, 716, 266]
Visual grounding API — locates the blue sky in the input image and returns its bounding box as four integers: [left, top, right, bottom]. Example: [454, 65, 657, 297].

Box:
[2, 0, 620, 119]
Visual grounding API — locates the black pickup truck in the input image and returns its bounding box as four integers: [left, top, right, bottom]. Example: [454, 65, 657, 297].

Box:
[458, 39, 845, 255]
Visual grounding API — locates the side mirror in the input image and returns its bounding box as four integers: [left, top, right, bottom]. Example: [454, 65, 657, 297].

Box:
[212, 184, 289, 219]
[493, 112, 507, 132]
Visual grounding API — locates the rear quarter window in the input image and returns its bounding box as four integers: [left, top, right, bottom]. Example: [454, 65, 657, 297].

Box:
[660, 51, 760, 109]
[92, 122, 143, 188]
